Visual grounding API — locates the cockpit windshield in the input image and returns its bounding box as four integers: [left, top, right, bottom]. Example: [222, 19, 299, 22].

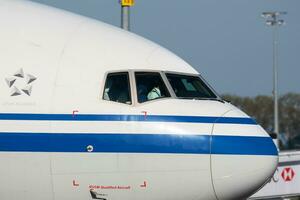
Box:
[166, 73, 217, 99]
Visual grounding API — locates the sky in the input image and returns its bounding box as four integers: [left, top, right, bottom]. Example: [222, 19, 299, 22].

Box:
[30, 0, 300, 96]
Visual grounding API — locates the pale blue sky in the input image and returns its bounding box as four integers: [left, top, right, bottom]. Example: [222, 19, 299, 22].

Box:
[30, 0, 300, 96]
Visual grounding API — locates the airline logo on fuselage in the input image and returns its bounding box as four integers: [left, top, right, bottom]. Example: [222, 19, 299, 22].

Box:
[4, 68, 37, 97]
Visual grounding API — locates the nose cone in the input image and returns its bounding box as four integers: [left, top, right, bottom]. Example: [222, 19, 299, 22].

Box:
[211, 109, 278, 200]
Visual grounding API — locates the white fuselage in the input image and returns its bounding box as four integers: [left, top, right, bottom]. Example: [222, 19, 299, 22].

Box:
[0, 1, 278, 200]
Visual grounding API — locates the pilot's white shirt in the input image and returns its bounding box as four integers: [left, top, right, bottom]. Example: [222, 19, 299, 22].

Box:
[147, 87, 161, 100]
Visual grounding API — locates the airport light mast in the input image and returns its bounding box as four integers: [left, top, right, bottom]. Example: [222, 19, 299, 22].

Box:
[120, 0, 135, 31]
[261, 11, 287, 148]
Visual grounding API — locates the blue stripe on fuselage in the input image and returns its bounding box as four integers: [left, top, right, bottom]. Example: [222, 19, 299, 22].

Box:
[0, 113, 257, 124]
[0, 133, 277, 156]
[211, 135, 278, 156]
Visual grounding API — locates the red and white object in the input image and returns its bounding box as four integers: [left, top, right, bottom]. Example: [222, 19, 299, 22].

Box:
[251, 151, 300, 199]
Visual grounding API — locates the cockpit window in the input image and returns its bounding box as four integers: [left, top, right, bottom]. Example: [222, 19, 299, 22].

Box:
[135, 72, 170, 103]
[103, 72, 131, 104]
[166, 73, 217, 99]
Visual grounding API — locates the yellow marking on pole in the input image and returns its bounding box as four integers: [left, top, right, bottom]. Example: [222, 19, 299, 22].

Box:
[121, 0, 135, 7]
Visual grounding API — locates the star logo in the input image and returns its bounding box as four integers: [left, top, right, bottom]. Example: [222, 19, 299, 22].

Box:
[5, 68, 37, 97]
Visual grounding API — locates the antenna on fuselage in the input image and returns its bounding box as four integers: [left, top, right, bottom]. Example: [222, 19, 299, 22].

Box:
[119, 0, 135, 31]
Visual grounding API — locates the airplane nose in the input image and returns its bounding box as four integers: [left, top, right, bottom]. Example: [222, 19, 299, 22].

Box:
[210, 109, 278, 200]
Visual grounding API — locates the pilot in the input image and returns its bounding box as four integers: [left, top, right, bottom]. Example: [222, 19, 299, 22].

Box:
[147, 81, 161, 100]
[103, 79, 113, 101]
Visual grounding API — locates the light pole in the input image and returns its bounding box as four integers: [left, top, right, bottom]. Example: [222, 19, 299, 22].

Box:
[261, 11, 287, 148]
[120, 0, 135, 31]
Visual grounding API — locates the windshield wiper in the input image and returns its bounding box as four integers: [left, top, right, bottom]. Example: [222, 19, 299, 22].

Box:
[178, 97, 225, 103]
[194, 97, 225, 103]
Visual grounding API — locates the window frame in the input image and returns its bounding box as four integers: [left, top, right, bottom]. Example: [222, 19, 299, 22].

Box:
[163, 70, 221, 100]
[101, 71, 133, 105]
[133, 70, 175, 105]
